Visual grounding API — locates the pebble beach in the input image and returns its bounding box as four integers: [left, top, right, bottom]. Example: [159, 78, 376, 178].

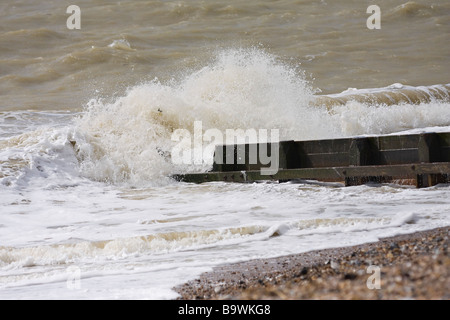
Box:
[175, 227, 449, 300]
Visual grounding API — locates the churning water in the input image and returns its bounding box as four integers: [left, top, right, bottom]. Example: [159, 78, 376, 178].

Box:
[0, 0, 449, 299]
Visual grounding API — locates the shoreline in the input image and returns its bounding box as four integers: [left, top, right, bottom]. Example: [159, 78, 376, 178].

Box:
[174, 227, 449, 300]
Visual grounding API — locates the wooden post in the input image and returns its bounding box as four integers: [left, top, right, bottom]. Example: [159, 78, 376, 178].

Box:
[349, 138, 371, 166]
[345, 138, 377, 186]
[417, 133, 442, 188]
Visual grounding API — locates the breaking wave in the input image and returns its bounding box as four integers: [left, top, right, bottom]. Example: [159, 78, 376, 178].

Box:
[1, 48, 450, 186]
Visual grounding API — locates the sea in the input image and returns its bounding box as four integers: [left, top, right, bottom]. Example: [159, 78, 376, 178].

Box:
[0, 0, 449, 299]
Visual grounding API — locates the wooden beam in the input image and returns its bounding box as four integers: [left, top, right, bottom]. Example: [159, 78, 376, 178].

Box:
[173, 162, 450, 186]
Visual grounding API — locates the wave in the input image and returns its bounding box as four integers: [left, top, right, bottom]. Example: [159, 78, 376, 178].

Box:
[0, 225, 269, 268]
[0, 28, 66, 41]
[72, 48, 315, 185]
[0, 216, 400, 269]
[1, 48, 449, 186]
[386, 2, 444, 18]
[315, 83, 450, 107]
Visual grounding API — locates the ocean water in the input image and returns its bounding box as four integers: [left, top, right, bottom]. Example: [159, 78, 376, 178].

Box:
[0, 0, 449, 299]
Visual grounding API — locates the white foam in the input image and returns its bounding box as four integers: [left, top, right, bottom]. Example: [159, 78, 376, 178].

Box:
[108, 39, 134, 51]
[73, 48, 316, 185]
[72, 49, 450, 186]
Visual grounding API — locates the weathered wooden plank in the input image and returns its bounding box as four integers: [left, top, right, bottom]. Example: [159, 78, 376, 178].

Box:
[377, 149, 419, 165]
[418, 133, 442, 163]
[416, 173, 448, 188]
[302, 153, 350, 168]
[349, 138, 371, 166]
[174, 162, 450, 185]
[441, 147, 450, 162]
[416, 133, 444, 187]
[437, 132, 450, 147]
[374, 134, 420, 150]
[299, 138, 352, 154]
[212, 140, 297, 172]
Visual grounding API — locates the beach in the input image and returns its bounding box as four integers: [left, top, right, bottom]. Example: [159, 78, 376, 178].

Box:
[175, 227, 449, 300]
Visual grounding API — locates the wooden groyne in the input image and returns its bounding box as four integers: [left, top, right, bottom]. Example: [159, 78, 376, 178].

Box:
[174, 132, 450, 188]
